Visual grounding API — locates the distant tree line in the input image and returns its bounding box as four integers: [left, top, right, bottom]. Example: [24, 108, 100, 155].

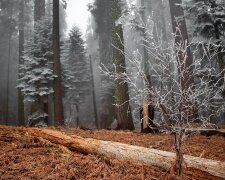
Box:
[0, 0, 224, 130]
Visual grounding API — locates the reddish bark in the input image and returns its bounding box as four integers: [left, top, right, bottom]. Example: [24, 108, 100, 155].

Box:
[53, 0, 64, 126]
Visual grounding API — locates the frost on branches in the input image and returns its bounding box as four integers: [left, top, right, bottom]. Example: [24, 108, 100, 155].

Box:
[101, 4, 225, 176]
[107, 0, 225, 131]
[182, 0, 225, 108]
[17, 18, 54, 126]
[182, 0, 225, 41]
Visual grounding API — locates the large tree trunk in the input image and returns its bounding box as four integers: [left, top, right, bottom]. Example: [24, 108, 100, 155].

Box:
[18, 0, 25, 126]
[26, 128, 225, 179]
[168, 0, 193, 90]
[168, 0, 196, 122]
[111, 0, 134, 130]
[53, 0, 64, 126]
[93, 0, 114, 129]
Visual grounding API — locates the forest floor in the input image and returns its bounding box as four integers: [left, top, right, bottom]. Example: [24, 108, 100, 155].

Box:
[0, 125, 225, 180]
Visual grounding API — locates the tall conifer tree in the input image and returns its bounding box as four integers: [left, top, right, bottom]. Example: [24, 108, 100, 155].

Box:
[111, 0, 134, 130]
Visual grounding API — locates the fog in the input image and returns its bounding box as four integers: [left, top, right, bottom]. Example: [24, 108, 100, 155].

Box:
[0, 0, 224, 129]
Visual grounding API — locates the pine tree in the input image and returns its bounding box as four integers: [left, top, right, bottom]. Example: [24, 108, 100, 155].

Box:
[18, 18, 54, 126]
[183, 0, 225, 41]
[61, 26, 91, 126]
[63, 27, 90, 97]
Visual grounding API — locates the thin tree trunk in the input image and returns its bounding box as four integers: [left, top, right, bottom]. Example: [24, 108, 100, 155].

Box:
[90, 56, 99, 129]
[76, 104, 79, 128]
[173, 131, 185, 177]
[112, 0, 134, 130]
[53, 0, 64, 126]
[6, 33, 11, 125]
[18, 0, 25, 126]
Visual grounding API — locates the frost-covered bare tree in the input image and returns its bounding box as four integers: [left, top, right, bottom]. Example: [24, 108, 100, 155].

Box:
[101, 11, 225, 177]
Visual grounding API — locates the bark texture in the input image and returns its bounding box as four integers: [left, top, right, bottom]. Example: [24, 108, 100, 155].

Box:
[139, 0, 156, 132]
[53, 0, 64, 126]
[111, 0, 134, 130]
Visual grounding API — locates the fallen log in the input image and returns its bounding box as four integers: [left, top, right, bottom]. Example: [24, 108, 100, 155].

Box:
[183, 128, 225, 137]
[26, 128, 225, 179]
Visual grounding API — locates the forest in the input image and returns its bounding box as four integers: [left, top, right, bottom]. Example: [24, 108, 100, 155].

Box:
[0, 0, 225, 179]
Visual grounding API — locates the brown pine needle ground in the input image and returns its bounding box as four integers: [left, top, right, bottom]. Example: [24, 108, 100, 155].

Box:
[0, 126, 224, 180]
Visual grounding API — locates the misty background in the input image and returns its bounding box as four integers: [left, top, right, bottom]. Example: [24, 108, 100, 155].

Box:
[0, 0, 224, 129]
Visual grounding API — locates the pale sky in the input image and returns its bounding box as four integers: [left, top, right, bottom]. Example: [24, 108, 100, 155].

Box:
[66, 0, 94, 35]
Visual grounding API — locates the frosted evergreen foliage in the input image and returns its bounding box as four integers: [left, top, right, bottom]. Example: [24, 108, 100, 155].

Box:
[18, 18, 54, 102]
[61, 40, 75, 92]
[183, 0, 225, 99]
[17, 18, 54, 124]
[27, 111, 48, 127]
[61, 26, 92, 126]
[61, 26, 91, 103]
[183, 0, 225, 42]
